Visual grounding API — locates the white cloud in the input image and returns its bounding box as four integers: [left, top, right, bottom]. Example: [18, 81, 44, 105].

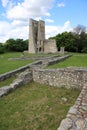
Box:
[6, 0, 54, 20]
[0, 20, 72, 43]
[0, 0, 72, 43]
[1, 0, 14, 8]
[1, 0, 9, 7]
[0, 21, 11, 42]
[58, 2, 65, 7]
[10, 26, 29, 40]
[0, 21, 11, 36]
[45, 19, 54, 23]
[0, 21, 29, 43]
[45, 21, 72, 39]
[0, 0, 55, 42]
[11, 20, 28, 27]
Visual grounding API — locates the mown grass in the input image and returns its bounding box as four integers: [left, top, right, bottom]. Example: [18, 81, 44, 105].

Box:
[47, 53, 87, 69]
[0, 52, 60, 74]
[0, 52, 35, 74]
[0, 82, 80, 130]
[0, 75, 18, 88]
[24, 52, 60, 57]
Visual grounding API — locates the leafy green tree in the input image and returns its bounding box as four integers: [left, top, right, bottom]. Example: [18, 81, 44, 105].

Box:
[4, 38, 28, 52]
[50, 32, 78, 52]
[49, 24, 87, 53]
[23, 39, 28, 50]
[0, 43, 5, 54]
[4, 39, 16, 52]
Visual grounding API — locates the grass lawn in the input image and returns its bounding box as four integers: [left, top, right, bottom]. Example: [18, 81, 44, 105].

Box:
[0, 52, 61, 74]
[0, 75, 18, 88]
[47, 53, 87, 69]
[0, 52, 35, 74]
[0, 82, 80, 130]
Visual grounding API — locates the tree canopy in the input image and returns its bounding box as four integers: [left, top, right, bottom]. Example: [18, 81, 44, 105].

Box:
[49, 25, 87, 53]
[4, 38, 28, 52]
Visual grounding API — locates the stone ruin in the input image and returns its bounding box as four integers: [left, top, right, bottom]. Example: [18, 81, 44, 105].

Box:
[28, 18, 58, 53]
[0, 54, 87, 129]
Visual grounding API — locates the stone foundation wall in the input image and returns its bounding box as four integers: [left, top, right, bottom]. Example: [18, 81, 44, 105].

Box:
[58, 83, 87, 130]
[33, 68, 87, 90]
[0, 61, 42, 82]
[0, 70, 33, 97]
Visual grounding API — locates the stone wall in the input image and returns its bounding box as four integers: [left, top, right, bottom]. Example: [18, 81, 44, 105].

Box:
[28, 18, 57, 53]
[58, 82, 87, 130]
[0, 69, 33, 97]
[44, 39, 57, 53]
[33, 68, 87, 90]
[0, 61, 42, 81]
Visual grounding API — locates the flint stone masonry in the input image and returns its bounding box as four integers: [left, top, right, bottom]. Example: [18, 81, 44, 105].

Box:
[0, 70, 33, 97]
[58, 83, 87, 130]
[33, 68, 87, 90]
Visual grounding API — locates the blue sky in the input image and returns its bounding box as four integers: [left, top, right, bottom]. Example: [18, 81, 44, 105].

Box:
[0, 0, 87, 43]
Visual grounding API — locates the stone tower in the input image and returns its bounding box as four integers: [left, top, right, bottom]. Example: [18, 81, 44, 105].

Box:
[29, 18, 57, 53]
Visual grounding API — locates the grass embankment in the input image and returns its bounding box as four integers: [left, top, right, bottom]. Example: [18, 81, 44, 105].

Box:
[0, 52, 35, 74]
[0, 82, 80, 130]
[47, 53, 87, 69]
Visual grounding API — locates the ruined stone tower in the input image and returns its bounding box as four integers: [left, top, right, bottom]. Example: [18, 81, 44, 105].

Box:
[29, 18, 57, 53]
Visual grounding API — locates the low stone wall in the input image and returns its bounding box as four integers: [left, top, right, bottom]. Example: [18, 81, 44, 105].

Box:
[47, 54, 71, 66]
[0, 60, 42, 82]
[58, 83, 87, 130]
[0, 64, 87, 129]
[33, 68, 87, 90]
[0, 69, 33, 97]
[33, 68, 87, 129]
[0, 54, 71, 81]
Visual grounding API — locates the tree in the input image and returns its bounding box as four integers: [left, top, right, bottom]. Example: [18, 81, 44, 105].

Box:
[73, 25, 87, 52]
[15, 39, 28, 52]
[50, 32, 78, 52]
[4, 39, 16, 51]
[4, 38, 28, 52]
[0, 43, 5, 54]
[73, 25, 87, 34]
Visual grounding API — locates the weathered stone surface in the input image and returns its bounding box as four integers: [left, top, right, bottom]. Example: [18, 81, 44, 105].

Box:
[33, 66, 87, 90]
[76, 119, 86, 130]
[0, 70, 33, 97]
[29, 18, 57, 53]
[58, 83, 87, 130]
[68, 106, 78, 115]
[57, 118, 73, 130]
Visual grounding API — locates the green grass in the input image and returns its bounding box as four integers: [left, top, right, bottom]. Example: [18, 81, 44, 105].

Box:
[47, 53, 87, 69]
[0, 82, 80, 130]
[0, 52, 35, 74]
[0, 75, 18, 88]
[24, 52, 60, 57]
[0, 52, 61, 74]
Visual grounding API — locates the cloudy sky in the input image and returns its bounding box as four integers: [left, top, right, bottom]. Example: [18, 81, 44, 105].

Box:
[0, 0, 87, 43]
